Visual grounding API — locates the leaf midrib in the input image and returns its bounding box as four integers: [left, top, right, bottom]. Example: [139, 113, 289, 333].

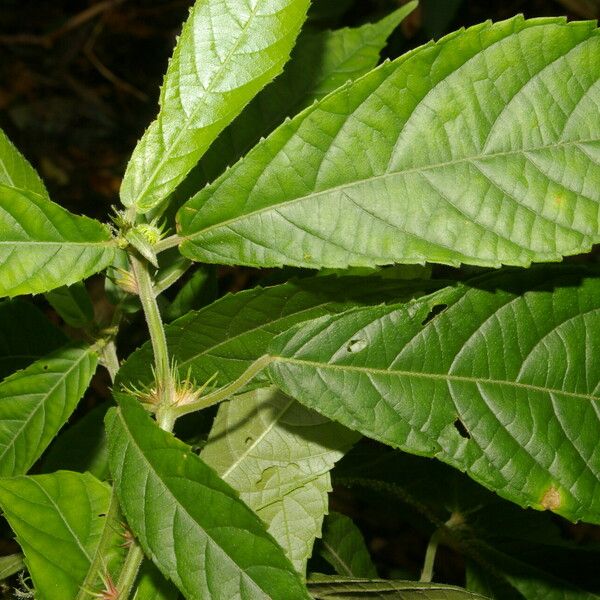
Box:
[131, 0, 272, 207]
[220, 394, 295, 479]
[115, 409, 269, 597]
[272, 356, 600, 403]
[0, 240, 113, 247]
[174, 297, 340, 372]
[0, 348, 92, 469]
[183, 137, 599, 240]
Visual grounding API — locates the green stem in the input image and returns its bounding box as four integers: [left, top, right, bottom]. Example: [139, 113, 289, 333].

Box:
[116, 542, 145, 598]
[114, 253, 177, 599]
[76, 454, 122, 599]
[130, 254, 174, 408]
[420, 529, 441, 583]
[154, 234, 182, 254]
[172, 354, 274, 418]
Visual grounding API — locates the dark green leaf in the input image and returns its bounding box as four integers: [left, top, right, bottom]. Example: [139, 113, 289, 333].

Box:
[307, 575, 489, 599]
[0, 345, 98, 476]
[106, 395, 310, 599]
[179, 17, 600, 269]
[117, 276, 438, 391]
[320, 512, 377, 578]
[120, 0, 311, 214]
[267, 266, 600, 523]
[0, 186, 115, 298]
[0, 299, 66, 380]
[0, 471, 122, 600]
[164, 266, 217, 323]
[41, 403, 110, 480]
[133, 561, 179, 600]
[45, 282, 94, 329]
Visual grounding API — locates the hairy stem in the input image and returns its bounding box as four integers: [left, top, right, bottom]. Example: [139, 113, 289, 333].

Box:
[116, 542, 145, 598]
[115, 253, 177, 598]
[130, 254, 174, 407]
[76, 448, 122, 599]
[154, 234, 182, 254]
[172, 354, 274, 418]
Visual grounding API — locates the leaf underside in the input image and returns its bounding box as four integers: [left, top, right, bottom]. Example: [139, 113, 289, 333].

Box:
[179, 16, 600, 269]
[120, 0, 311, 213]
[106, 396, 310, 600]
[267, 266, 600, 524]
[202, 387, 358, 574]
[0, 186, 115, 298]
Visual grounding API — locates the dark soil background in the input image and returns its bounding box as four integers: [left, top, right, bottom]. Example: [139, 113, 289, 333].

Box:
[0, 0, 599, 592]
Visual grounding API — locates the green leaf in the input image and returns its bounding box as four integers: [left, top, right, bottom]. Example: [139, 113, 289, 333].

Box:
[179, 17, 600, 269]
[182, 3, 416, 191]
[0, 345, 98, 476]
[307, 575, 489, 599]
[120, 0, 311, 214]
[164, 265, 217, 323]
[320, 512, 377, 578]
[0, 471, 122, 600]
[45, 282, 95, 329]
[0, 127, 48, 198]
[133, 561, 179, 600]
[267, 266, 600, 524]
[0, 186, 115, 298]
[202, 387, 358, 574]
[117, 276, 438, 391]
[0, 299, 67, 380]
[335, 445, 600, 599]
[106, 395, 311, 599]
[41, 403, 110, 480]
[0, 553, 25, 580]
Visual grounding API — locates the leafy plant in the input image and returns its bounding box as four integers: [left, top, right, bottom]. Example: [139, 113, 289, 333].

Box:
[0, 0, 598, 598]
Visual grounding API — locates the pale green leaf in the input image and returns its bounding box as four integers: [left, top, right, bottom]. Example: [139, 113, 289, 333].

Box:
[106, 395, 310, 599]
[0, 186, 115, 298]
[0, 127, 48, 198]
[45, 282, 94, 329]
[267, 266, 600, 524]
[0, 299, 67, 380]
[307, 575, 489, 599]
[120, 0, 311, 214]
[320, 512, 377, 578]
[185, 3, 417, 189]
[179, 17, 600, 269]
[0, 345, 98, 476]
[116, 275, 438, 391]
[202, 387, 358, 574]
[0, 471, 122, 600]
